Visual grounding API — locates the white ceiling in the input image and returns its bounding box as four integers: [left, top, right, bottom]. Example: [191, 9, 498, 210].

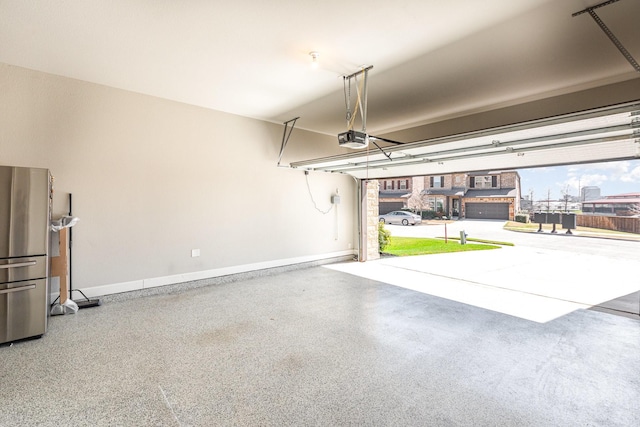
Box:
[1, 0, 639, 137]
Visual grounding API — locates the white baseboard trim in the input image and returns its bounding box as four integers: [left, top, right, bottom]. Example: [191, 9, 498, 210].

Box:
[76, 250, 355, 298]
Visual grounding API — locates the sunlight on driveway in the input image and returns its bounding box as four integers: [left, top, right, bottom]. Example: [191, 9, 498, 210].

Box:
[325, 246, 640, 323]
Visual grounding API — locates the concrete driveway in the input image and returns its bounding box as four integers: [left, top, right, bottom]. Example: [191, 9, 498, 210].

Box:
[327, 220, 640, 323]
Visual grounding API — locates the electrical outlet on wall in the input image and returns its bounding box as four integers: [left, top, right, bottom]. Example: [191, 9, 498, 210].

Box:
[191, 249, 200, 257]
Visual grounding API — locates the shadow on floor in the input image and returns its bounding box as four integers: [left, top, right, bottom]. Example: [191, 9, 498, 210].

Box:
[590, 291, 640, 320]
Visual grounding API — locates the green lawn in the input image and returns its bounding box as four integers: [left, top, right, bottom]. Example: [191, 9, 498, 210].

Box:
[382, 237, 501, 256]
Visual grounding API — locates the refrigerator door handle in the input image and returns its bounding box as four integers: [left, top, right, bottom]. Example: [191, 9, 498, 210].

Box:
[0, 284, 36, 295]
[0, 261, 38, 269]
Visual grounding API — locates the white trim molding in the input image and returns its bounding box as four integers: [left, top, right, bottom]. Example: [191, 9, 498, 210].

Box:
[76, 250, 356, 298]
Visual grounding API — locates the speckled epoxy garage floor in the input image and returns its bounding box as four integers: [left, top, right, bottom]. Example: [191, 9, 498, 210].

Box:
[1, 265, 639, 426]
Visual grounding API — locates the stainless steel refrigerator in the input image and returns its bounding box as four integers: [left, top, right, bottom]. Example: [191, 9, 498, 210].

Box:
[0, 165, 52, 344]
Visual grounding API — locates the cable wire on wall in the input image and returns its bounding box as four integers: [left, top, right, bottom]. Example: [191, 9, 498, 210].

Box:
[305, 172, 334, 214]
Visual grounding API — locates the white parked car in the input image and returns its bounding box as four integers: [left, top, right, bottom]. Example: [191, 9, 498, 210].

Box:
[379, 211, 422, 226]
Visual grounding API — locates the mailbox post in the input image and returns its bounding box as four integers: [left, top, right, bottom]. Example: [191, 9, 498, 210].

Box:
[533, 212, 546, 232]
[561, 213, 577, 234]
[547, 213, 560, 234]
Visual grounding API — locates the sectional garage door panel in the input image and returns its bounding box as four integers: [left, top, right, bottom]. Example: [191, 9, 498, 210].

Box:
[465, 203, 509, 219]
[379, 202, 404, 215]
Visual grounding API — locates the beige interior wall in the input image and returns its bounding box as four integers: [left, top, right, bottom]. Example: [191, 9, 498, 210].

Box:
[0, 64, 357, 291]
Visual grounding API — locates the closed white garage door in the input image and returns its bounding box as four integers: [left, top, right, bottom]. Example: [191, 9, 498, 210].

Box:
[465, 203, 509, 220]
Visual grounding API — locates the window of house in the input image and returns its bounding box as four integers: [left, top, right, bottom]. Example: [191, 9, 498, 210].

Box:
[473, 176, 494, 189]
[426, 196, 445, 212]
[430, 176, 444, 188]
[427, 197, 435, 211]
[399, 180, 408, 190]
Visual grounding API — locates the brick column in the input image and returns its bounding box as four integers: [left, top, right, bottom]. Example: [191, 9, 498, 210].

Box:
[365, 180, 380, 261]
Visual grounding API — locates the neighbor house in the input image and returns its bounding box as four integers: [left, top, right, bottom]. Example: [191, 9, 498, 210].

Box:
[582, 192, 640, 216]
[380, 171, 521, 220]
[379, 178, 413, 214]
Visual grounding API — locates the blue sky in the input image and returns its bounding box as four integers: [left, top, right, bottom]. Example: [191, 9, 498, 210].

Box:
[518, 159, 640, 201]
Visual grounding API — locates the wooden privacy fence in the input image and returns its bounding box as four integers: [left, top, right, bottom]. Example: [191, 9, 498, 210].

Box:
[577, 215, 640, 234]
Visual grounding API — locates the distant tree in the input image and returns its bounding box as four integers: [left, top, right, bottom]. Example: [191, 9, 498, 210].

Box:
[545, 188, 552, 212]
[407, 188, 429, 215]
[561, 185, 571, 212]
[526, 188, 534, 211]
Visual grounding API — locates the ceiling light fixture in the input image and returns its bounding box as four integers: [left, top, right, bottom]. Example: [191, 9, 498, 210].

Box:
[309, 51, 319, 69]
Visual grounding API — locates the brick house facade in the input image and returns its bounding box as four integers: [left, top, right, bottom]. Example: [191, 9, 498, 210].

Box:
[378, 177, 413, 214]
[379, 171, 521, 220]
